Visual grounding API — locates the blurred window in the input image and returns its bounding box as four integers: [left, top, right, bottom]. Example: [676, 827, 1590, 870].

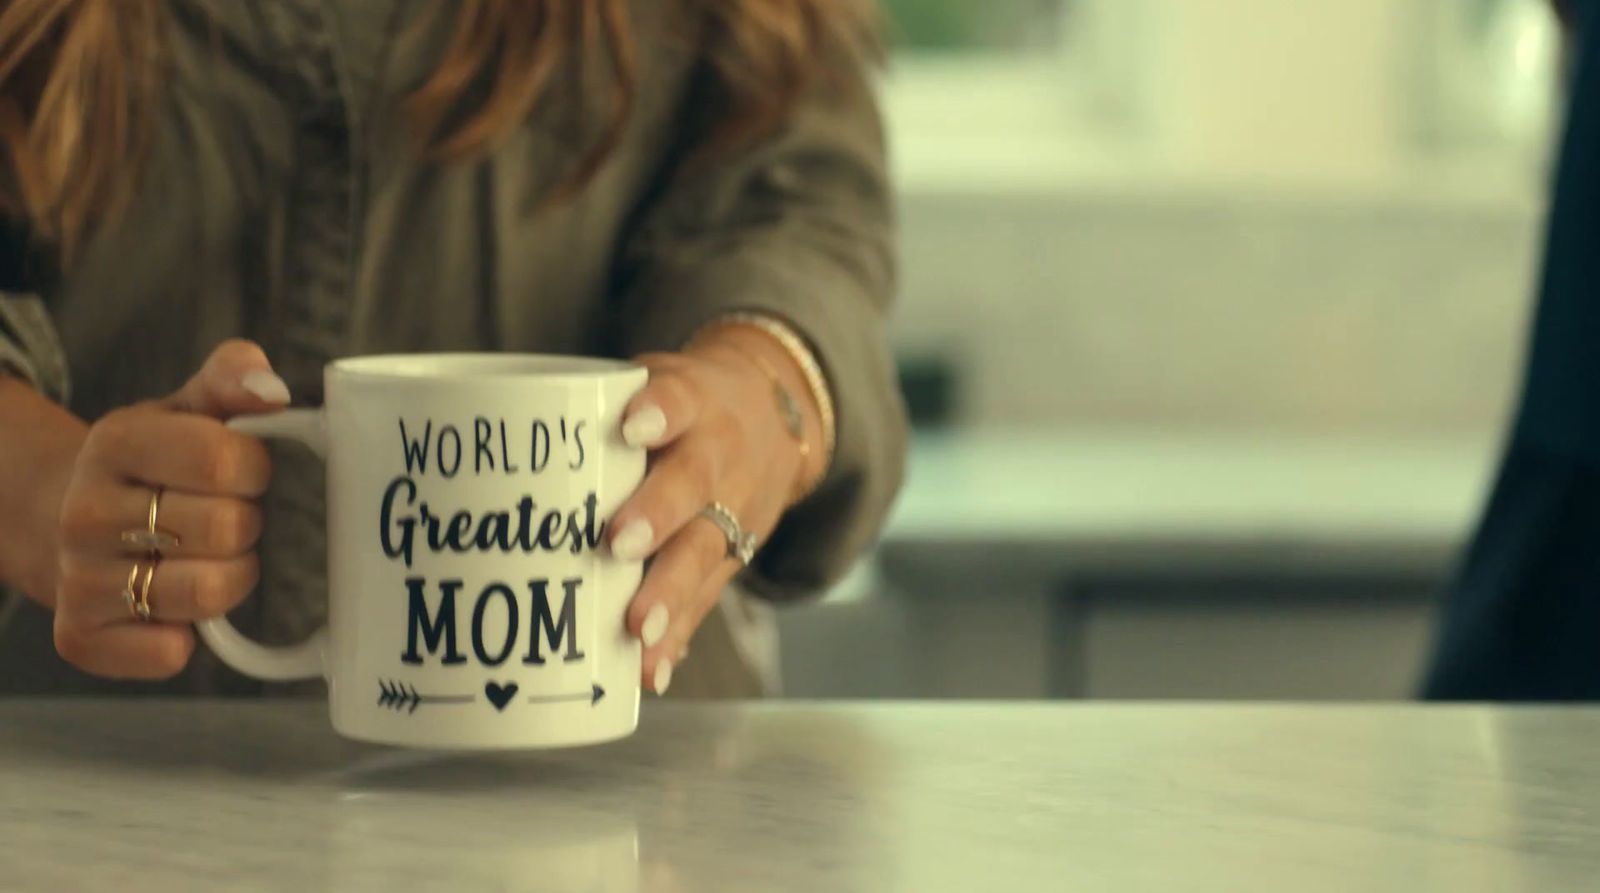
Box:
[1413, 0, 1560, 155]
[882, 0, 1144, 190]
[883, 0, 1559, 192]
[885, 0, 1072, 51]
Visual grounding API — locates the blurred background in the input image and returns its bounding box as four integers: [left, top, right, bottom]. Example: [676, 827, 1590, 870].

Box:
[777, 0, 1563, 700]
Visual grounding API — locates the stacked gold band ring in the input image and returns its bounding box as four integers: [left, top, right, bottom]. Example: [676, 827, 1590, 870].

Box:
[119, 489, 177, 623]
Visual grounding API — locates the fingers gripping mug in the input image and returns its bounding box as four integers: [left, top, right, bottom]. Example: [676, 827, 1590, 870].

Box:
[197, 355, 648, 749]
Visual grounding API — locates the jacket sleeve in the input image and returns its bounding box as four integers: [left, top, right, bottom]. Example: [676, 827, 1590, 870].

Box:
[0, 289, 66, 621]
[613, 46, 908, 602]
[0, 292, 68, 403]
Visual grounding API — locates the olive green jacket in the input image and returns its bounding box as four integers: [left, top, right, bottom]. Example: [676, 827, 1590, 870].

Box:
[0, 0, 905, 698]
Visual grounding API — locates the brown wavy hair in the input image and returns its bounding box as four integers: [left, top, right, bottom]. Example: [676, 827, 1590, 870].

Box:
[0, 0, 876, 257]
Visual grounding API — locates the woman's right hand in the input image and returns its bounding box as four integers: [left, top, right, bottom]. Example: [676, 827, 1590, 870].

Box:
[50, 340, 290, 680]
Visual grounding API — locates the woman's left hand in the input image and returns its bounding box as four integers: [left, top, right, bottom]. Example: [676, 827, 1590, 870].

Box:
[609, 325, 821, 695]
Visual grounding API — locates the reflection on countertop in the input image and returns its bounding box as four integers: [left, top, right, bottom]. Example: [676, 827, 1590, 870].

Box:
[5, 700, 1600, 892]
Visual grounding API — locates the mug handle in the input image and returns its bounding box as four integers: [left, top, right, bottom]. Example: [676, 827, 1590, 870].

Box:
[193, 409, 329, 681]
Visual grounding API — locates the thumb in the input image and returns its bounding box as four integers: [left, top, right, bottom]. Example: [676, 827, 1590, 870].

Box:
[161, 339, 291, 418]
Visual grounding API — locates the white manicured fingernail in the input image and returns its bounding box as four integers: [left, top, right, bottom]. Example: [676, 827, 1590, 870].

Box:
[622, 404, 667, 447]
[612, 520, 654, 560]
[241, 370, 291, 405]
[653, 658, 673, 695]
[641, 604, 669, 648]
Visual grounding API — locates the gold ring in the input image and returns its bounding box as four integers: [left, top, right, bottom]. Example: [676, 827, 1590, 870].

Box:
[121, 563, 143, 621]
[120, 561, 155, 622]
[135, 559, 157, 622]
[120, 488, 179, 555]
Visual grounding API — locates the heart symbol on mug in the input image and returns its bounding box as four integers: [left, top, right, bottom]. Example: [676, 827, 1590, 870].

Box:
[484, 681, 520, 711]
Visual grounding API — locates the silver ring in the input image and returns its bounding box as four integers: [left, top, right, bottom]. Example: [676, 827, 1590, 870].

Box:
[698, 502, 758, 567]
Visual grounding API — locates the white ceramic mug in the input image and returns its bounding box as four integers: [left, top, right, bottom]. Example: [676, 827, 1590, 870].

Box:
[198, 354, 648, 750]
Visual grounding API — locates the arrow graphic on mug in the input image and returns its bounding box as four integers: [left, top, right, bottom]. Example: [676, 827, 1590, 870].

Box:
[376, 680, 473, 714]
[375, 680, 605, 715]
[527, 684, 606, 706]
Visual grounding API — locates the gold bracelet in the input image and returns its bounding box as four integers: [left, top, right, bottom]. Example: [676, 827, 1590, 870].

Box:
[693, 312, 837, 498]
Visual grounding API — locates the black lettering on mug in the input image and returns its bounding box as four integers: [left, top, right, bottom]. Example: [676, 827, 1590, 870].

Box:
[582, 492, 603, 551]
[530, 421, 551, 473]
[381, 480, 603, 565]
[399, 419, 431, 475]
[536, 509, 567, 552]
[524, 578, 586, 665]
[402, 577, 467, 665]
[380, 477, 419, 568]
[437, 425, 463, 478]
[515, 497, 537, 550]
[499, 420, 519, 474]
[471, 583, 519, 667]
[445, 510, 472, 550]
[570, 420, 587, 471]
[473, 510, 513, 551]
[474, 417, 495, 474]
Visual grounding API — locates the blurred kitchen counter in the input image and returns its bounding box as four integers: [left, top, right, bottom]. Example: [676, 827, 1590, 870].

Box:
[785, 428, 1502, 700]
[880, 426, 1500, 580]
[5, 699, 1599, 892]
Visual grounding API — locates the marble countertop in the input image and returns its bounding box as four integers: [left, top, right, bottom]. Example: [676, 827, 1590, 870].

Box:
[4, 700, 1598, 892]
[878, 429, 1498, 579]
